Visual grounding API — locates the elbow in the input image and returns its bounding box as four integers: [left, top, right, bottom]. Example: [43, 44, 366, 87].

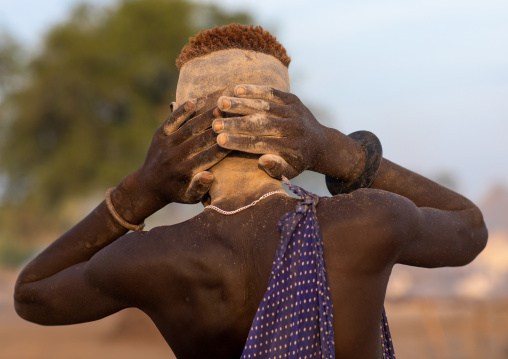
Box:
[13, 271, 36, 321]
[13, 281, 47, 325]
[456, 218, 489, 266]
[13, 283, 34, 322]
[453, 200, 489, 266]
[14, 299, 32, 323]
[14, 296, 52, 326]
[13, 288, 33, 323]
[469, 207, 489, 261]
[14, 304, 52, 326]
[469, 221, 489, 263]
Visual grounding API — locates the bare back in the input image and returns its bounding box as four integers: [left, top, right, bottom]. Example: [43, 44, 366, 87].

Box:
[89, 189, 399, 359]
[13, 30, 487, 359]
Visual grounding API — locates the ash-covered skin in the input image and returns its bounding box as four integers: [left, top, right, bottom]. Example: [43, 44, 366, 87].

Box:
[14, 46, 487, 359]
[174, 49, 295, 209]
[176, 49, 290, 112]
[178, 49, 366, 184]
[126, 49, 292, 207]
[213, 82, 368, 181]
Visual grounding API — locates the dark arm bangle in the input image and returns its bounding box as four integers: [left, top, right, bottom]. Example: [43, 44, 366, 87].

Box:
[325, 131, 383, 195]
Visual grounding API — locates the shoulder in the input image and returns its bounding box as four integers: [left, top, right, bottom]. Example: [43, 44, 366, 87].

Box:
[317, 188, 419, 270]
[85, 224, 194, 306]
[85, 217, 234, 307]
[318, 187, 418, 231]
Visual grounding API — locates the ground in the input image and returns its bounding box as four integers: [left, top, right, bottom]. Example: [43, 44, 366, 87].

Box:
[1, 270, 507, 359]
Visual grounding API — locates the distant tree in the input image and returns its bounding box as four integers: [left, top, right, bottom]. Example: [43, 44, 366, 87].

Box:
[0, 31, 26, 160]
[0, 31, 26, 98]
[0, 0, 251, 209]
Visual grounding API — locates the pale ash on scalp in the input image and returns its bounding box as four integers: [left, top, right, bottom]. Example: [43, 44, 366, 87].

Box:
[175, 49, 290, 111]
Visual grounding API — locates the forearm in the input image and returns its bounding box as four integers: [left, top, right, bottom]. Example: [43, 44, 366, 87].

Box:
[373, 158, 488, 264]
[16, 170, 166, 285]
[322, 128, 480, 212]
[323, 128, 488, 263]
[313, 126, 366, 182]
[16, 101, 223, 286]
[371, 158, 476, 211]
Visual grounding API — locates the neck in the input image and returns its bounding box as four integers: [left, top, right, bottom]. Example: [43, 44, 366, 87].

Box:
[206, 153, 284, 211]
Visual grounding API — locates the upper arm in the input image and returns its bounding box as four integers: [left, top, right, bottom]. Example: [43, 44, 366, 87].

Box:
[323, 188, 487, 270]
[14, 259, 129, 325]
[13, 231, 153, 326]
[388, 193, 488, 268]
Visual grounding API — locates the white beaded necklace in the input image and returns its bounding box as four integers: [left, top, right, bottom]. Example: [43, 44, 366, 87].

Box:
[205, 190, 287, 215]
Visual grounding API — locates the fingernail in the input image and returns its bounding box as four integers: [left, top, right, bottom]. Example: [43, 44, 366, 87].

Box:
[213, 107, 221, 117]
[220, 98, 231, 110]
[212, 119, 223, 132]
[184, 101, 195, 111]
[217, 134, 228, 146]
[235, 86, 246, 96]
[200, 173, 213, 184]
[260, 158, 275, 169]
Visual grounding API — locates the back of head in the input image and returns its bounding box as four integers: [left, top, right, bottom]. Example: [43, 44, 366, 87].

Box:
[174, 24, 292, 186]
[176, 24, 291, 70]
[175, 24, 291, 112]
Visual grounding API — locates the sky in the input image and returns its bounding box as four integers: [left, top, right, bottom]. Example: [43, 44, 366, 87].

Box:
[0, 0, 507, 202]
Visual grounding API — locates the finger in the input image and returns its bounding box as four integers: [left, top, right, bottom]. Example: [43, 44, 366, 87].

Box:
[216, 133, 290, 155]
[178, 129, 218, 159]
[212, 114, 288, 136]
[186, 144, 231, 174]
[183, 171, 215, 203]
[234, 85, 300, 105]
[218, 96, 288, 118]
[171, 107, 215, 145]
[213, 107, 224, 118]
[162, 101, 196, 136]
[259, 154, 299, 179]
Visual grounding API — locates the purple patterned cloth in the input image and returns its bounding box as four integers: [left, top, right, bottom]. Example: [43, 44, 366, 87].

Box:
[381, 307, 396, 358]
[241, 180, 395, 359]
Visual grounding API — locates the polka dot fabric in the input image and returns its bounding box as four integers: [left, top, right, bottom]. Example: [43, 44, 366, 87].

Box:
[241, 180, 334, 359]
[241, 179, 396, 359]
[381, 308, 396, 358]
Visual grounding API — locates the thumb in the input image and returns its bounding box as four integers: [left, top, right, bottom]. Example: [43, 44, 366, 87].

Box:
[259, 154, 299, 179]
[183, 171, 214, 203]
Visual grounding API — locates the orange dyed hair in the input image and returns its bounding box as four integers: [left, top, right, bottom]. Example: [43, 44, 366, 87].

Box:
[176, 24, 291, 70]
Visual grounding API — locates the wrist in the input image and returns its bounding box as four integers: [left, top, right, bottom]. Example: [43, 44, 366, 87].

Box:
[312, 127, 365, 181]
[111, 171, 168, 226]
[326, 131, 383, 195]
[106, 188, 145, 231]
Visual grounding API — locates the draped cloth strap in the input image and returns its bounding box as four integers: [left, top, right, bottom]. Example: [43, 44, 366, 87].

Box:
[381, 307, 396, 358]
[241, 178, 395, 359]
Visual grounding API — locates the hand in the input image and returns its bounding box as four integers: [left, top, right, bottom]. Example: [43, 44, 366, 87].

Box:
[211, 85, 328, 179]
[137, 101, 230, 204]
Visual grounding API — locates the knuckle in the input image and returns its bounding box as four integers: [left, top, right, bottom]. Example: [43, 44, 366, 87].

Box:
[292, 93, 301, 104]
[260, 99, 271, 112]
[267, 87, 276, 101]
[248, 99, 269, 112]
[250, 113, 266, 126]
[284, 102, 297, 116]
[293, 121, 305, 134]
[286, 91, 300, 104]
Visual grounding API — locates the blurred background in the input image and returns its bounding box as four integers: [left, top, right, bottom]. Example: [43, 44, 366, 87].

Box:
[0, 0, 507, 358]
